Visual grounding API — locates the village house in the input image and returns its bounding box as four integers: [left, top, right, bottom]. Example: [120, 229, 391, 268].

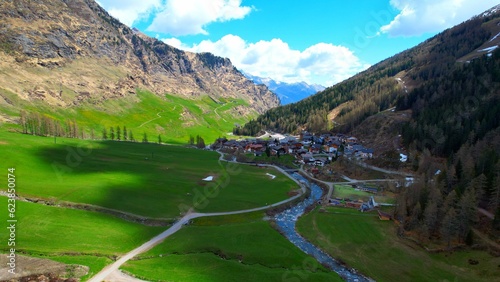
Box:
[346, 202, 362, 209]
[377, 210, 392, 221]
[346, 136, 358, 144]
[245, 143, 264, 152]
[320, 133, 332, 141]
[222, 140, 241, 150]
[313, 136, 323, 144]
[300, 152, 314, 163]
[288, 142, 303, 154]
[358, 148, 374, 159]
[309, 144, 322, 154]
[357, 185, 378, 193]
[311, 167, 320, 175]
[323, 140, 341, 153]
[351, 144, 364, 151]
[280, 135, 297, 144]
[254, 150, 264, 157]
[302, 140, 312, 146]
[271, 146, 286, 156]
[301, 131, 313, 140]
[314, 157, 328, 166]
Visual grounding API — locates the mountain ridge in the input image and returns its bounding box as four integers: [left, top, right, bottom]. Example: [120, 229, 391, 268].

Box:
[0, 0, 279, 114]
[243, 73, 325, 104]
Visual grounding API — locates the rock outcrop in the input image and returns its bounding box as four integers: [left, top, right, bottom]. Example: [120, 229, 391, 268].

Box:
[0, 0, 279, 112]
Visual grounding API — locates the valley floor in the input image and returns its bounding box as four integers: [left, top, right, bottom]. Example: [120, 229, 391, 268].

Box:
[1, 126, 498, 281]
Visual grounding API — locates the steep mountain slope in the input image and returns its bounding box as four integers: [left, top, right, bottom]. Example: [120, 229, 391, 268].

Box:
[236, 5, 500, 136]
[244, 73, 325, 104]
[0, 0, 279, 114]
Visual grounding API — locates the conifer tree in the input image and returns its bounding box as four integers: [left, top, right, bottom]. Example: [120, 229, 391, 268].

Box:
[441, 207, 458, 248]
[102, 128, 108, 140]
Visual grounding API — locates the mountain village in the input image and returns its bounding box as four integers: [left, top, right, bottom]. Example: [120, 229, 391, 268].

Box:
[214, 131, 375, 166]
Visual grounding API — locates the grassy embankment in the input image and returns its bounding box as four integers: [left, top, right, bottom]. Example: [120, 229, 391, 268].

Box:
[297, 206, 500, 282]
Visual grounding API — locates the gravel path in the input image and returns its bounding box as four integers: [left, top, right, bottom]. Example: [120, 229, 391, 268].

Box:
[103, 270, 148, 282]
[138, 111, 163, 128]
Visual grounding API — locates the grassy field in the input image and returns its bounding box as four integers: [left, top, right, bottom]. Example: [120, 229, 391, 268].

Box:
[333, 184, 396, 204]
[0, 122, 304, 281]
[0, 127, 297, 218]
[197, 162, 299, 213]
[0, 89, 254, 144]
[0, 201, 164, 255]
[296, 206, 500, 282]
[122, 213, 342, 282]
[0, 201, 164, 280]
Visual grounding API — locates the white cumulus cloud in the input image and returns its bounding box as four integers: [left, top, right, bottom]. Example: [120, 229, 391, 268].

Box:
[163, 35, 370, 86]
[381, 0, 499, 36]
[147, 0, 253, 36]
[96, 0, 162, 27]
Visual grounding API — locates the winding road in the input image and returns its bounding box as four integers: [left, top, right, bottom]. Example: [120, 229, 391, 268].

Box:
[88, 152, 306, 282]
[213, 102, 228, 122]
[138, 111, 164, 128]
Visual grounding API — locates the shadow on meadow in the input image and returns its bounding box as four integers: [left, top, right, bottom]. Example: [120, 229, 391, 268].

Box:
[35, 140, 221, 219]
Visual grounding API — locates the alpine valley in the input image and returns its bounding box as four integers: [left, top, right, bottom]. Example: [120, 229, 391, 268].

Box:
[1, 1, 500, 282]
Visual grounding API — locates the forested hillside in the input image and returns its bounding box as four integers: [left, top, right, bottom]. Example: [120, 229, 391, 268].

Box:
[398, 50, 500, 157]
[235, 8, 499, 136]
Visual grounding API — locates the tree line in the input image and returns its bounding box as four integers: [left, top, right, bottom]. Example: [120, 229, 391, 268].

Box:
[18, 110, 174, 145]
[188, 135, 206, 149]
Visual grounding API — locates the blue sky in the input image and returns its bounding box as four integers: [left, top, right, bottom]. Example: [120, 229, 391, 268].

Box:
[97, 0, 499, 86]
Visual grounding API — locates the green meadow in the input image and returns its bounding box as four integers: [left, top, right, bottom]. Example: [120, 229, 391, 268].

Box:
[0, 91, 305, 282]
[0, 201, 164, 255]
[0, 124, 303, 280]
[296, 206, 500, 282]
[0, 89, 254, 144]
[0, 127, 297, 218]
[333, 184, 396, 204]
[0, 201, 164, 279]
[122, 213, 342, 282]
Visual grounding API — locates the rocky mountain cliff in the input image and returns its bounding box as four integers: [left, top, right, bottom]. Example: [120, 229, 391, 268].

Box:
[0, 0, 279, 113]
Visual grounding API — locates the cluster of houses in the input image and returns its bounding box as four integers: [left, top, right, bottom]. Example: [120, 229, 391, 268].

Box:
[213, 131, 375, 166]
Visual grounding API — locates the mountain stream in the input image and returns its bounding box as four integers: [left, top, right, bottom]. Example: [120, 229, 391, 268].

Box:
[274, 173, 372, 282]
